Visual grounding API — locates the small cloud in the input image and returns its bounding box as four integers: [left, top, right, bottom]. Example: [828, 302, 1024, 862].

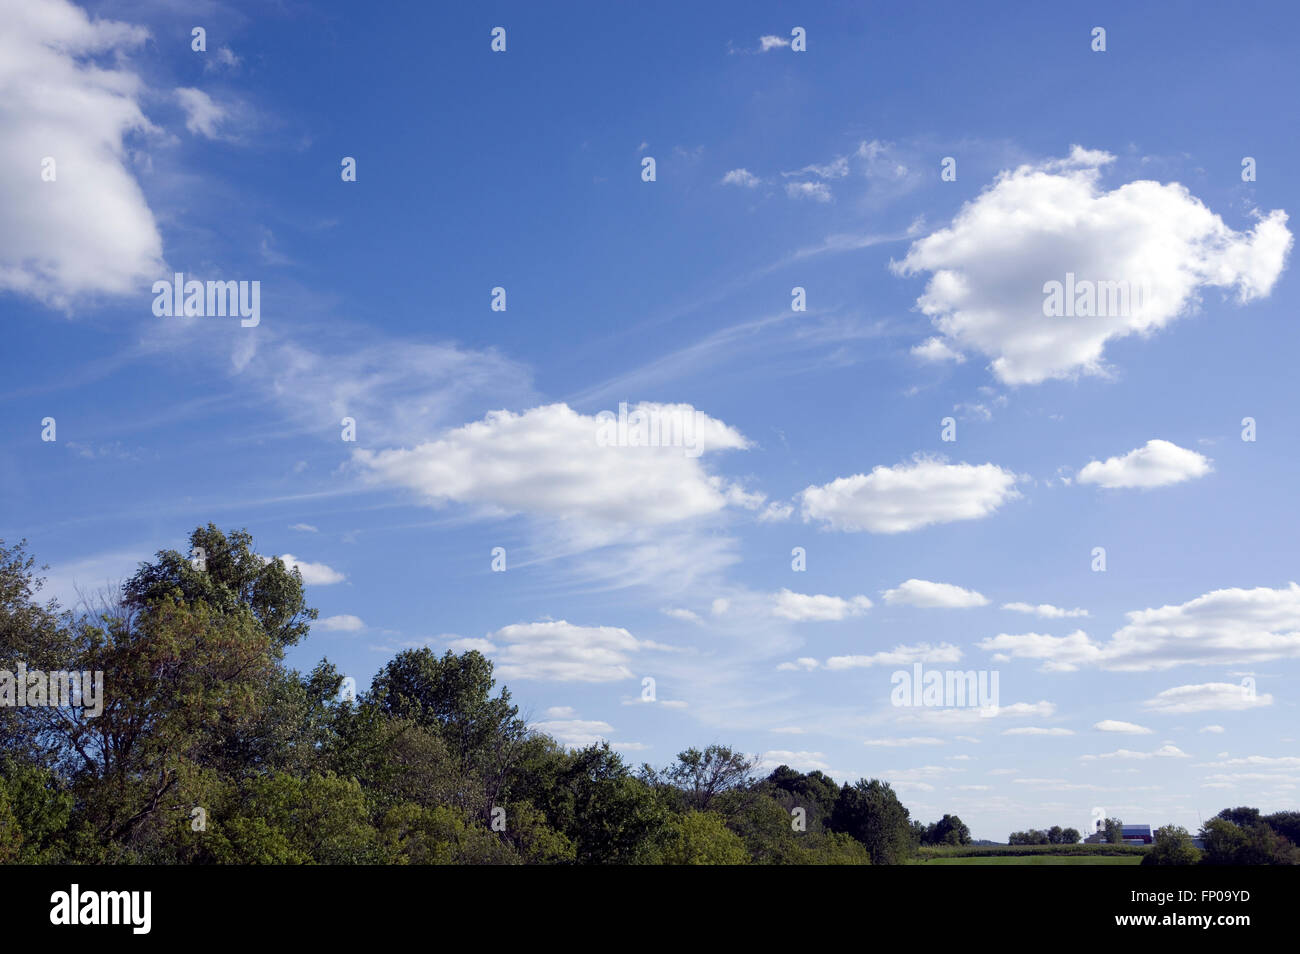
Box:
[721, 168, 761, 188]
[785, 181, 832, 203]
[289, 523, 318, 533]
[758, 35, 791, 51]
[1094, 720, 1154, 734]
[175, 87, 230, 140]
[316, 614, 365, 632]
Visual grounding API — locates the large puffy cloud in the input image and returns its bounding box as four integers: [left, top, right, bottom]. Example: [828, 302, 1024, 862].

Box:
[892, 146, 1292, 384]
[490, 620, 670, 683]
[772, 589, 872, 621]
[883, 579, 988, 608]
[1077, 439, 1212, 489]
[0, 0, 164, 305]
[354, 403, 754, 527]
[980, 583, 1300, 671]
[800, 457, 1019, 533]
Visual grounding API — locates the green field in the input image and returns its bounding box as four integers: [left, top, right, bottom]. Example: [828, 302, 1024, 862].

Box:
[913, 844, 1149, 865]
[917, 854, 1143, 865]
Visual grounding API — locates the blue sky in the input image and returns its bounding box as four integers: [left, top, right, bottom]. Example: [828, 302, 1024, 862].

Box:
[3, 0, 1299, 840]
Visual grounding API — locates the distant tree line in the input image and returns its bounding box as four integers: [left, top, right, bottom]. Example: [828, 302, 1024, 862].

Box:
[1007, 825, 1082, 845]
[0, 526, 969, 865]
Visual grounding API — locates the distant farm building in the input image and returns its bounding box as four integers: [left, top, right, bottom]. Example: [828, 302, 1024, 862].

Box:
[1122, 824, 1153, 844]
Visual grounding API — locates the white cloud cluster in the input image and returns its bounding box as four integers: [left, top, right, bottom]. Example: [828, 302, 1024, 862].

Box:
[490, 620, 668, 683]
[801, 458, 1019, 533]
[773, 589, 872, 621]
[893, 146, 1292, 384]
[1002, 602, 1089, 619]
[1143, 682, 1274, 714]
[355, 403, 753, 528]
[1077, 439, 1212, 489]
[980, 583, 1300, 671]
[0, 0, 164, 306]
[883, 579, 988, 608]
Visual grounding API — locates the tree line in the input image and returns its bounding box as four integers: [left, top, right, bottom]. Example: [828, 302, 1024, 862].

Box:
[0, 525, 949, 865]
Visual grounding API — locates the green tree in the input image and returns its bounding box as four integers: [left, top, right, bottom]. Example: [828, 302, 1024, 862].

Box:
[661, 811, 749, 865]
[830, 779, 913, 864]
[1143, 825, 1201, 865]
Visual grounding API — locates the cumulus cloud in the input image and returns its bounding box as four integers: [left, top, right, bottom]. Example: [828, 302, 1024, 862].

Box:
[891, 146, 1292, 384]
[1094, 720, 1154, 734]
[490, 620, 669, 683]
[758, 35, 790, 51]
[270, 554, 345, 585]
[1077, 439, 1212, 489]
[316, 614, 365, 632]
[800, 457, 1019, 533]
[773, 589, 872, 621]
[980, 583, 1300, 671]
[883, 579, 988, 609]
[1002, 601, 1089, 618]
[721, 168, 761, 188]
[1143, 682, 1274, 714]
[0, 0, 164, 306]
[354, 403, 754, 529]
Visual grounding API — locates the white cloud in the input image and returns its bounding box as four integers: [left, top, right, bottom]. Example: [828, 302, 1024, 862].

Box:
[981, 583, 1300, 671]
[289, 523, 319, 533]
[662, 607, 701, 623]
[490, 620, 668, 683]
[1094, 720, 1154, 734]
[316, 614, 365, 632]
[1077, 439, 1212, 489]
[721, 168, 761, 188]
[776, 657, 821, 672]
[354, 403, 753, 529]
[0, 0, 163, 306]
[883, 579, 988, 608]
[773, 588, 872, 621]
[801, 457, 1019, 533]
[1081, 745, 1189, 760]
[446, 637, 497, 653]
[758, 35, 790, 51]
[823, 643, 963, 670]
[760, 751, 831, 772]
[863, 737, 946, 747]
[912, 336, 966, 363]
[175, 87, 229, 139]
[785, 181, 832, 203]
[531, 717, 615, 748]
[271, 554, 345, 585]
[891, 146, 1292, 385]
[1002, 601, 1089, 619]
[1003, 727, 1074, 736]
[1143, 682, 1274, 714]
[1200, 725, 1225, 734]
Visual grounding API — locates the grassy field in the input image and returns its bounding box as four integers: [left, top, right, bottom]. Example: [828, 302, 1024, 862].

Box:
[918, 854, 1143, 865]
[913, 844, 1148, 865]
